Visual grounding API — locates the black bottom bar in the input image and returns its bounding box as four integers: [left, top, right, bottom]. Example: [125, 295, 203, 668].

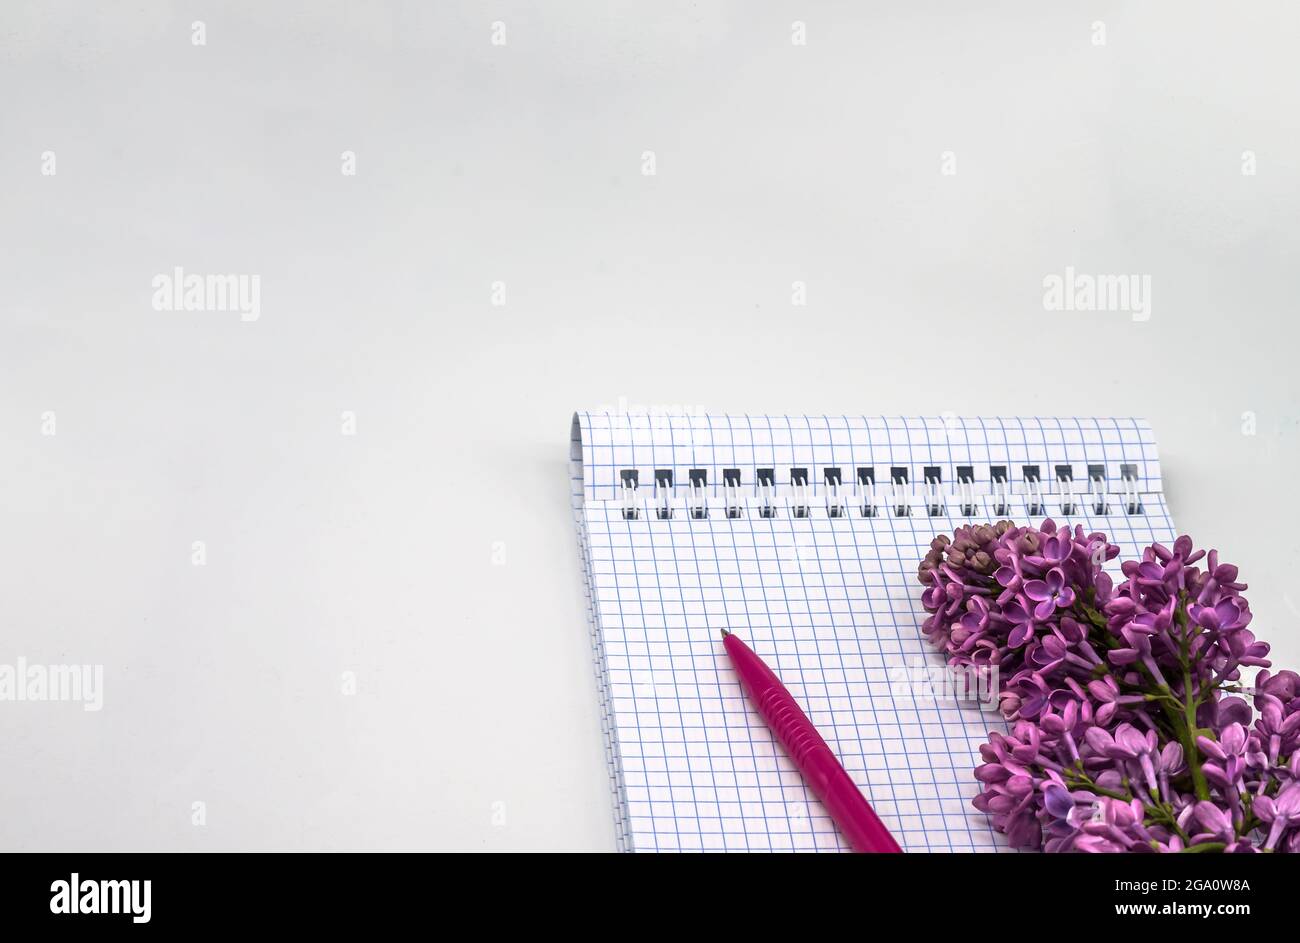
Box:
[0, 850, 1278, 928]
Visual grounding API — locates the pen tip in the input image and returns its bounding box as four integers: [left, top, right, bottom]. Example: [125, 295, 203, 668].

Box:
[719, 628, 730, 638]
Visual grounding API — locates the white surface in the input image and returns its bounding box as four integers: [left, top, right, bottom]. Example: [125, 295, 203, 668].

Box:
[1, 2, 1298, 851]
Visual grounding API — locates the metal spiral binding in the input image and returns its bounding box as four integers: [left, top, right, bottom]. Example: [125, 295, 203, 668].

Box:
[825, 468, 846, 518]
[688, 469, 708, 520]
[757, 468, 777, 518]
[654, 469, 673, 520]
[1120, 463, 1142, 514]
[620, 470, 639, 520]
[723, 468, 743, 518]
[857, 467, 877, 518]
[1088, 465, 1108, 515]
[956, 466, 976, 516]
[1055, 465, 1075, 516]
[1023, 465, 1044, 516]
[923, 466, 944, 517]
[790, 468, 810, 519]
[614, 463, 1145, 520]
[890, 467, 910, 518]
[990, 465, 1009, 516]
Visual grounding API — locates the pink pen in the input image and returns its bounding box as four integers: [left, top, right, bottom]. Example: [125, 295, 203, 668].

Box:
[721, 629, 902, 853]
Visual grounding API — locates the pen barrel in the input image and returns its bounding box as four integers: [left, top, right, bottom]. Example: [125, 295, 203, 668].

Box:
[755, 685, 833, 768]
[755, 686, 902, 853]
[815, 759, 903, 854]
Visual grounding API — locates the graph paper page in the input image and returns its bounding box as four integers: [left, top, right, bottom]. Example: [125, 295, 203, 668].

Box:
[572, 414, 1177, 852]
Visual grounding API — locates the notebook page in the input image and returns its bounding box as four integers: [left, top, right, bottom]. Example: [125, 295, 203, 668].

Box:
[573, 414, 1177, 852]
[570, 416, 631, 849]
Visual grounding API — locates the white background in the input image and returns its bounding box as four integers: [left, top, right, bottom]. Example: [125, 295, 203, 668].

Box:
[2, 2, 1298, 851]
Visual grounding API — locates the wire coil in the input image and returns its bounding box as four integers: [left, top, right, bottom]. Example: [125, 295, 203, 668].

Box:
[618, 462, 1144, 521]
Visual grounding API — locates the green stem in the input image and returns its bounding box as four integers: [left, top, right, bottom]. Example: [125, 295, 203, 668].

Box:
[1064, 777, 1130, 802]
[1181, 664, 1211, 801]
[1173, 597, 1211, 802]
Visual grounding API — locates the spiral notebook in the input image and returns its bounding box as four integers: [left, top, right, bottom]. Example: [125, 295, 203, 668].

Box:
[569, 413, 1178, 852]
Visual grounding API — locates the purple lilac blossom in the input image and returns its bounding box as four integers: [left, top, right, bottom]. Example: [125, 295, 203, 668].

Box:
[919, 521, 1295, 853]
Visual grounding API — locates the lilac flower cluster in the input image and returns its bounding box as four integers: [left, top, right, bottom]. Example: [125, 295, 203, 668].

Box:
[919, 520, 1300, 852]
